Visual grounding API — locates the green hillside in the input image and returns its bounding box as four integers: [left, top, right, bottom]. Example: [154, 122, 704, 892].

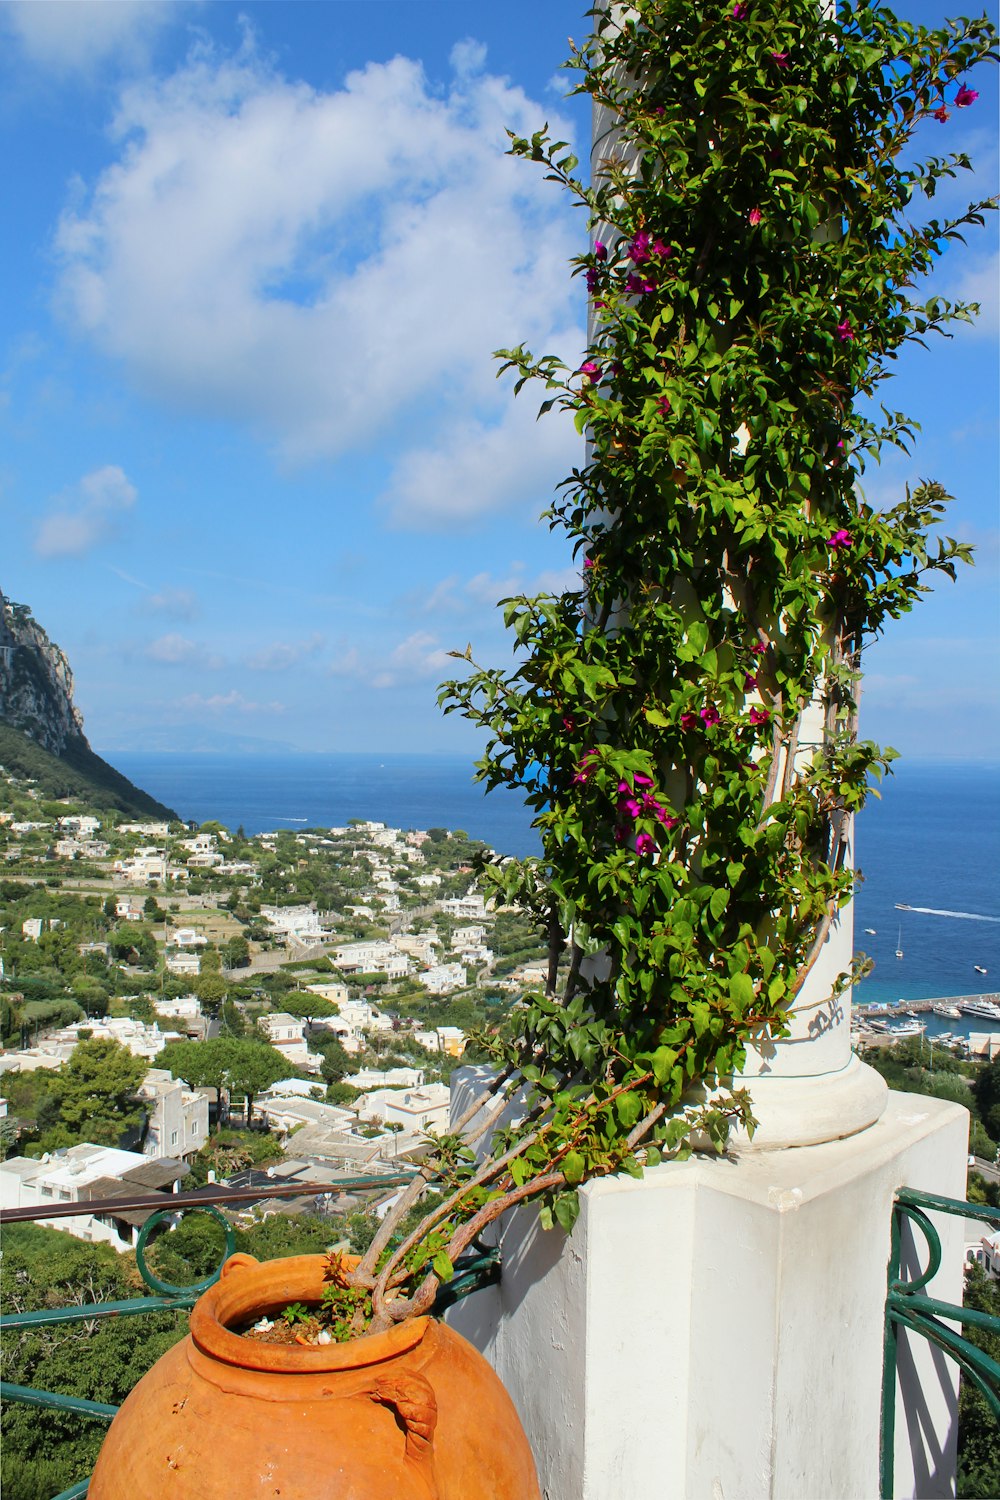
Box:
[0, 724, 176, 820]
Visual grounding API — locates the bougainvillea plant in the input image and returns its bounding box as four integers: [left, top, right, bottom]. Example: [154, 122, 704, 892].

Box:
[313, 0, 997, 1340]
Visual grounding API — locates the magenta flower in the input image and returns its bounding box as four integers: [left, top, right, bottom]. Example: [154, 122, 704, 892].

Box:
[933, 105, 950, 122]
[955, 84, 979, 108]
[836, 318, 853, 342]
[562, 715, 576, 733]
[657, 394, 672, 415]
[700, 706, 721, 726]
[583, 555, 596, 570]
[748, 207, 762, 226]
[749, 707, 770, 726]
[626, 272, 655, 295]
[651, 238, 671, 258]
[681, 711, 698, 731]
[586, 268, 601, 294]
[751, 641, 766, 656]
[770, 51, 789, 66]
[633, 774, 654, 788]
[573, 749, 598, 784]
[594, 240, 607, 261]
[630, 230, 652, 264]
[744, 673, 759, 691]
[579, 361, 602, 384]
[732, 1, 747, 16]
[635, 832, 656, 857]
[827, 529, 853, 550]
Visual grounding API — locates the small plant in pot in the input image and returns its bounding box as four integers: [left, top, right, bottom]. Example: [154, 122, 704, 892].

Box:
[89, 3, 995, 1495]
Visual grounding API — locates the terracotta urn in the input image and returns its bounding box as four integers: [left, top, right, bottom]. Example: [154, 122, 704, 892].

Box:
[89, 1252, 541, 1500]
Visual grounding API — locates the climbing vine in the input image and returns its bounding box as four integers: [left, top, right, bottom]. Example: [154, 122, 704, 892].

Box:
[330, 0, 997, 1337]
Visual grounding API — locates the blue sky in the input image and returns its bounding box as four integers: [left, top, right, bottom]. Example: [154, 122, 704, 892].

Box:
[0, 1, 996, 762]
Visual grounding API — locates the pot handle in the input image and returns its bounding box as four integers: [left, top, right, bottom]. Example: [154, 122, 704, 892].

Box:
[220, 1253, 259, 1278]
[370, 1370, 439, 1497]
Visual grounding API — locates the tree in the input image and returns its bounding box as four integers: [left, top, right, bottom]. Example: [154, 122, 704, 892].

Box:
[108, 922, 157, 970]
[221, 934, 250, 970]
[313, 1033, 351, 1084]
[975, 1056, 1000, 1144]
[46, 1038, 147, 1147]
[279, 993, 341, 1031]
[224, 1040, 296, 1126]
[194, 972, 227, 1015]
[156, 1038, 235, 1129]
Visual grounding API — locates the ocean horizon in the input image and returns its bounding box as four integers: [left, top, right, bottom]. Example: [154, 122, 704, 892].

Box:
[108, 750, 999, 1010]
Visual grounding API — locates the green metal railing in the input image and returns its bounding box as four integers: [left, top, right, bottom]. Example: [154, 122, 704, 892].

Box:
[1, 1177, 501, 1500]
[880, 1186, 1000, 1500]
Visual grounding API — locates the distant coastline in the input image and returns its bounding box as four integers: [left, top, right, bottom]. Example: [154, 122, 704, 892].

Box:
[106, 750, 1000, 1008]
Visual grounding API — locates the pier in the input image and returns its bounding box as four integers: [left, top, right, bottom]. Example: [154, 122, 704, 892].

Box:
[856, 991, 999, 1019]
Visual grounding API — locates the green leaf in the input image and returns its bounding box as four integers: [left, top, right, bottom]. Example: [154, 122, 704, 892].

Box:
[562, 1150, 586, 1186]
[432, 1250, 454, 1283]
[553, 1192, 581, 1235]
[728, 973, 755, 1012]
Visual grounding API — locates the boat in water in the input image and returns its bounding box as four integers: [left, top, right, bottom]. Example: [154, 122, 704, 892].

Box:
[864, 928, 877, 935]
[886, 1019, 926, 1038]
[895, 925, 904, 960]
[974, 965, 988, 976]
[933, 1004, 962, 1020]
[958, 998, 1000, 1023]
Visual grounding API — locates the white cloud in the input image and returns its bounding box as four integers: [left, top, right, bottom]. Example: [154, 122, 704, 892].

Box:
[244, 633, 324, 671]
[53, 40, 583, 476]
[383, 393, 582, 529]
[144, 632, 223, 668]
[34, 464, 137, 557]
[1, 1, 181, 74]
[945, 249, 1000, 339]
[179, 689, 283, 715]
[144, 586, 199, 619]
[423, 561, 581, 614]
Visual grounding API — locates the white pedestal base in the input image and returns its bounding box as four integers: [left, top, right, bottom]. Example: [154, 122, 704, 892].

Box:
[446, 1092, 969, 1500]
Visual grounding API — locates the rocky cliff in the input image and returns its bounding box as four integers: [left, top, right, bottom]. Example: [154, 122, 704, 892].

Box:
[0, 592, 86, 754]
[0, 590, 175, 819]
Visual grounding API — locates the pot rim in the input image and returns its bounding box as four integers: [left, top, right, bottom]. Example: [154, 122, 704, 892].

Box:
[189, 1252, 430, 1373]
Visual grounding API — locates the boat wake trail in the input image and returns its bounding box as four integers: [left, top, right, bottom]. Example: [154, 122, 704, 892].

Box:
[895, 904, 1000, 923]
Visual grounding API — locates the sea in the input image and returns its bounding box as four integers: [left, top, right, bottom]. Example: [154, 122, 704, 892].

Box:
[111, 751, 999, 1028]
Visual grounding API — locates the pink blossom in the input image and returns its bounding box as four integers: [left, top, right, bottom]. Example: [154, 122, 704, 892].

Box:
[626, 272, 656, 295]
[594, 240, 607, 262]
[836, 318, 854, 342]
[749, 707, 770, 726]
[748, 208, 762, 226]
[633, 774, 654, 788]
[586, 268, 601, 294]
[635, 832, 656, 857]
[770, 51, 789, 66]
[826, 529, 853, 550]
[651, 239, 671, 258]
[657, 394, 672, 415]
[933, 105, 950, 122]
[700, 706, 721, 727]
[580, 361, 602, 384]
[619, 796, 642, 820]
[744, 674, 759, 691]
[573, 750, 598, 784]
[583, 556, 596, 570]
[562, 715, 576, 733]
[630, 230, 652, 264]
[681, 711, 698, 731]
[751, 642, 766, 656]
[732, 1, 747, 16]
[955, 84, 979, 108]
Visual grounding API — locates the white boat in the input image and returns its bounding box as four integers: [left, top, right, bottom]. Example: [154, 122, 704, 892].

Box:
[895, 925, 903, 960]
[932, 1004, 962, 1019]
[974, 965, 988, 976]
[864, 928, 877, 935]
[886, 1019, 925, 1038]
[959, 998, 1000, 1023]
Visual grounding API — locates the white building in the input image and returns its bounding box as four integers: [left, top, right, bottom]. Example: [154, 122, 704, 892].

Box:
[333, 940, 410, 979]
[345, 1067, 425, 1091]
[154, 995, 202, 1022]
[119, 822, 170, 838]
[170, 927, 208, 948]
[357, 1083, 451, 1134]
[414, 1026, 467, 1058]
[258, 1013, 322, 1070]
[138, 1069, 208, 1160]
[305, 981, 349, 1007]
[438, 892, 487, 919]
[114, 848, 168, 884]
[420, 963, 466, 995]
[165, 951, 201, 976]
[0, 1145, 186, 1251]
[260, 905, 324, 941]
